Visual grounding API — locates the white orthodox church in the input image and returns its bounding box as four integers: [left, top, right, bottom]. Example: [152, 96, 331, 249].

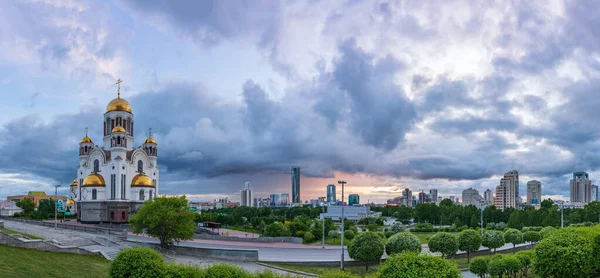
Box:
[68, 80, 159, 223]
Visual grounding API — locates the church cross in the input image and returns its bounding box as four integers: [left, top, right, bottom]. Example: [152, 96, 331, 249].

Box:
[116, 78, 123, 98]
[148, 127, 152, 137]
[85, 127, 88, 137]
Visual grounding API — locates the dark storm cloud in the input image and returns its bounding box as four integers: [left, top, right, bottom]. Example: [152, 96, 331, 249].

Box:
[398, 155, 496, 181]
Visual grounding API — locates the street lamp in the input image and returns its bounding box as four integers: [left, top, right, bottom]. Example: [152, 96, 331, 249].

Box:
[480, 203, 484, 236]
[560, 202, 564, 228]
[321, 206, 325, 249]
[54, 184, 61, 229]
[338, 180, 346, 270]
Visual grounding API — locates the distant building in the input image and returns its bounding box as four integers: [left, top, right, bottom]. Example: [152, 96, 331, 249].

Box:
[320, 205, 380, 221]
[327, 184, 336, 203]
[281, 193, 290, 206]
[462, 188, 486, 207]
[7, 191, 67, 206]
[318, 196, 326, 203]
[240, 182, 253, 207]
[348, 194, 360, 205]
[418, 191, 426, 204]
[592, 185, 598, 202]
[570, 172, 593, 203]
[495, 170, 519, 209]
[526, 180, 542, 205]
[449, 196, 455, 202]
[429, 189, 438, 203]
[0, 200, 16, 209]
[403, 188, 413, 207]
[484, 189, 494, 204]
[291, 166, 301, 204]
[0, 206, 22, 217]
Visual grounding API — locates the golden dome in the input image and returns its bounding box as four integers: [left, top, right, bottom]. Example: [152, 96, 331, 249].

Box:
[80, 127, 93, 144]
[112, 124, 126, 133]
[131, 173, 154, 187]
[66, 199, 75, 205]
[82, 173, 106, 187]
[70, 179, 78, 187]
[106, 97, 132, 113]
[144, 137, 156, 144]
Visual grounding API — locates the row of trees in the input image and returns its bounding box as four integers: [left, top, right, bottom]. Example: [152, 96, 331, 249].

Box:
[15, 199, 61, 219]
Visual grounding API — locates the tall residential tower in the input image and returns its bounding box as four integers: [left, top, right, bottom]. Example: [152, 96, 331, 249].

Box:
[494, 170, 519, 209]
[327, 184, 336, 203]
[291, 166, 300, 204]
[240, 182, 253, 207]
[570, 172, 593, 203]
[526, 180, 542, 205]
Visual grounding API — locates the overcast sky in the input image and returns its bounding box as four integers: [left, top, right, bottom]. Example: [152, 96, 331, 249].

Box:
[1, 0, 599, 203]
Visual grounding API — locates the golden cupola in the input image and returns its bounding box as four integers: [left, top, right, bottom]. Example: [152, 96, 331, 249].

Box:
[131, 173, 154, 187]
[80, 127, 93, 143]
[144, 128, 156, 144]
[106, 79, 132, 113]
[112, 123, 126, 133]
[82, 173, 106, 187]
[70, 179, 78, 187]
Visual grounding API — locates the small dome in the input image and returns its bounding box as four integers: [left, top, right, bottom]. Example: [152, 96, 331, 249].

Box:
[131, 173, 154, 187]
[144, 137, 156, 144]
[81, 136, 93, 144]
[112, 124, 126, 133]
[82, 173, 106, 187]
[106, 97, 132, 113]
[66, 199, 75, 205]
[70, 179, 78, 187]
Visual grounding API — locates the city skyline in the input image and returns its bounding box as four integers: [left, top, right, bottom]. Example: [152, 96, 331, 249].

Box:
[2, 1, 600, 203]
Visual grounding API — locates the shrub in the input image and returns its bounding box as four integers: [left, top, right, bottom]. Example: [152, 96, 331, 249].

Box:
[482, 230, 505, 254]
[523, 231, 541, 245]
[264, 223, 289, 237]
[344, 230, 355, 240]
[377, 253, 460, 278]
[377, 232, 385, 239]
[390, 222, 405, 233]
[487, 255, 506, 277]
[164, 263, 203, 278]
[384, 230, 395, 238]
[443, 227, 450, 232]
[295, 231, 305, 238]
[367, 223, 381, 232]
[412, 223, 433, 232]
[319, 271, 357, 278]
[516, 250, 533, 276]
[303, 231, 315, 243]
[534, 227, 600, 277]
[504, 255, 522, 277]
[539, 226, 556, 239]
[458, 229, 482, 262]
[504, 229, 524, 249]
[348, 232, 384, 271]
[109, 247, 166, 278]
[202, 264, 250, 278]
[428, 232, 459, 258]
[469, 257, 488, 278]
[385, 232, 421, 255]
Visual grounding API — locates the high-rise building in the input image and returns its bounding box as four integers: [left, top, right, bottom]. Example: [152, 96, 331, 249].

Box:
[348, 194, 360, 205]
[402, 188, 413, 207]
[526, 180, 542, 205]
[281, 193, 290, 206]
[429, 189, 438, 203]
[570, 172, 593, 203]
[291, 166, 300, 204]
[495, 170, 519, 209]
[269, 193, 280, 207]
[240, 182, 253, 207]
[327, 184, 336, 203]
[462, 188, 486, 207]
[449, 196, 455, 202]
[484, 189, 494, 204]
[592, 185, 598, 202]
[418, 191, 426, 204]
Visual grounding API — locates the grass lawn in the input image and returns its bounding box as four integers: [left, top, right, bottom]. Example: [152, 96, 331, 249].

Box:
[411, 232, 459, 244]
[0, 227, 45, 240]
[0, 245, 110, 278]
[267, 263, 379, 277]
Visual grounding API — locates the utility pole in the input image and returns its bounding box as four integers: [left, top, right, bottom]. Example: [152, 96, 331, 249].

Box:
[54, 184, 61, 229]
[338, 180, 347, 270]
[561, 202, 564, 228]
[321, 206, 325, 249]
[480, 204, 484, 236]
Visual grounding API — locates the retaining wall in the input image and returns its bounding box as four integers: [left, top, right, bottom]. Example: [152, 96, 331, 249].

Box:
[0, 230, 103, 257]
[153, 243, 259, 262]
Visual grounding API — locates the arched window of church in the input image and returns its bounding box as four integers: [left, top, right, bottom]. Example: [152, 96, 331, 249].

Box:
[94, 160, 99, 172]
[139, 190, 145, 201]
[127, 118, 132, 135]
[92, 189, 97, 200]
[138, 160, 143, 173]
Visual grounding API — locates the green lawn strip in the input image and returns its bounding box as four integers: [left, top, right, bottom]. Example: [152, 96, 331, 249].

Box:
[0, 245, 110, 278]
[0, 227, 45, 240]
[411, 232, 460, 244]
[265, 263, 378, 277]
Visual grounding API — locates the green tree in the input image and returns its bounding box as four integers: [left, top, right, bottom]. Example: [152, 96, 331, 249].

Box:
[487, 255, 506, 278]
[385, 232, 421, 255]
[129, 196, 196, 249]
[534, 227, 600, 277]
[378, 253, 460, 278]
[393, 206, 414, 224]
[302, 231, 315, 243]
[428, 232, 459, 259]
[452, 217, 462, 228]
[503, 255, 522, 278]
[482, 230, 505, 254]
[539, 226, 555, 239]
[328, 230, 340, 244]
[469, 257, 488, 278]
[504, 229, 523, 250]
[458, 229, 482, 262]
[15, 198, 35, 216]
[522, 231, 541, 246]
[36, 199, 56, 219]
[344, 230, 355, 240]
[516, 250, 533, 277]
[367, 223, 380, 232]
[263, 223, 288, 237]
[390, 222, 405, 233]
[109, 247, 166, 278]
[348, 232, 384, 271]
[469, 214, 479, 228]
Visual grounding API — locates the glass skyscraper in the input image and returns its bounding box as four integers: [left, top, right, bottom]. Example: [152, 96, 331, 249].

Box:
[291, 166, 300, 203]
[348, 194, 360, 205]
[327, 184, 336, 203]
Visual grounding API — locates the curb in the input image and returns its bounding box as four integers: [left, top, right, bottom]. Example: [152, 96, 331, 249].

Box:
[256, 262, 318, 277]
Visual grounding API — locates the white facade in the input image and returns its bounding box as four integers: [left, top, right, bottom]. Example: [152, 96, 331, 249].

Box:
[462, 188, 486, 207]
[495, 170, 519, 209]
[240, 182, 253, 207]
[73, 82, 159, 223]
[592, 185, 598, 202]
[320, 205, 380, 221]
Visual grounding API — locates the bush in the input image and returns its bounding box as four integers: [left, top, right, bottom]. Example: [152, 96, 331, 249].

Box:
[534, 226, 600, 277]
[385, 232, 421, 255]
[384, 230, 395, 238]
[469, 257, 488, 278]
[539, 226, 556, 239]
[428, 232, 459, 258]
[487, 255, 506, 277]
[377, 232, 385, 239]
[319, 271, 357, 278]
[377, 253, 460, 278]
[344, 230, 355, 240]
[390, 222, 405, 233]
[516, 250, 533, 276]
[303, 231, 315, 243]
[412, 223, 433, 232]
[504, 255, 522, 277]
[504, 229, 524, 249]
[264, 223, 289, 237]
[348, 232, 384, 271]
[367, 223, 381, 232]
[164, 263, 203, 278]
[458, 229, 482, 262]
[482, 230, 505, 253]
[202, 264, 250, 278]
[110, 247, 166, 278]
[523, 231, 541, 245]
[295, 231, 305, 238]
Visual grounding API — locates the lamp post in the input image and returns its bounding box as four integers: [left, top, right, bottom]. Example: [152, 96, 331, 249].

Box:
[54, 184, 61, 229]
[338, 180, 346, 270]
[480, 203, 484, 236]
[560, 202, 564, 228]
[321, 206, 325, 249]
